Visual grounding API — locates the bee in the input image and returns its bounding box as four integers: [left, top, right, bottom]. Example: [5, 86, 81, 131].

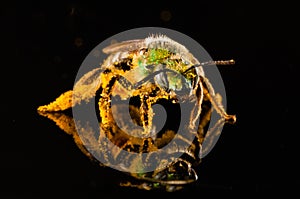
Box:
[37, 34, 236, 191]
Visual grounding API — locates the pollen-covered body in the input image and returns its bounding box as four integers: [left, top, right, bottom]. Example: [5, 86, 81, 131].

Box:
[37, 34, 236, 191]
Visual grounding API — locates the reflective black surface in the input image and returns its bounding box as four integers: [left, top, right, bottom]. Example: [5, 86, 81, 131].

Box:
[4, 0, 299, 198]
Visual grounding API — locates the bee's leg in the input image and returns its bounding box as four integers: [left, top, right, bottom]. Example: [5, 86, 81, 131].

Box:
[202, 77, 236, 124]
[116, 75, 149, 134]
[119, 77, 154, 135]
[37, 68, 102, 112]
[139, 94, 152, 135]
[116, 68, 175, 135]
[117, 75, 135, 91]
[189, 82, 204, 130]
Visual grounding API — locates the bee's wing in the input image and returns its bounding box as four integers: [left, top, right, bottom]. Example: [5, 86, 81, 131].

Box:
[72, 67, 103, 105]
[102, 39, 146, 54]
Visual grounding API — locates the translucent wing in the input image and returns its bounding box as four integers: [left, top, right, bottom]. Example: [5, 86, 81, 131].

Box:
[102, 39, 146, 54]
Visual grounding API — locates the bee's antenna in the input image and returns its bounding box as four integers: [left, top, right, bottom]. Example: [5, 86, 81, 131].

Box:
[201, 59, 235, 66]
[183, 59, 235, 74]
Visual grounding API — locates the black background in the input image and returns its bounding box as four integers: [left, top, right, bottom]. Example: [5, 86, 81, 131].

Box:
[2, 0, 299, 198]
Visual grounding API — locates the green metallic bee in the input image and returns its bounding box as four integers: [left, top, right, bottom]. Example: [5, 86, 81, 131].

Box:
[38, 34, 236, 192]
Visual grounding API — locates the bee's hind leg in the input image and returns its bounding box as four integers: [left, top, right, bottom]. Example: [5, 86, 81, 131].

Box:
[37, 68, 102, 112]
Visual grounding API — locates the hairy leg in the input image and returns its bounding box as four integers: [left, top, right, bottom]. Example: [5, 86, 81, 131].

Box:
[202, 77, 236, 123]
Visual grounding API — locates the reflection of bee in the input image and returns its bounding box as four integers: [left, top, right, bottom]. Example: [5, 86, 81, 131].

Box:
[37, 34, 236, 191]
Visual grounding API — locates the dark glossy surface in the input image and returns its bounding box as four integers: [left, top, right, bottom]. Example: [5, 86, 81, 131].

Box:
[4, 0, 299, 198]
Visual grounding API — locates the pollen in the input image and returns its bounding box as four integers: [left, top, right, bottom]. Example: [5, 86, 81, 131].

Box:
[37, 90, 73, 112]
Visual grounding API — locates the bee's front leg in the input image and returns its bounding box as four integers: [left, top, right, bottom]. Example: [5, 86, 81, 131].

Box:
[189, 82, 204, 131]
[202, 77, 236, 124]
